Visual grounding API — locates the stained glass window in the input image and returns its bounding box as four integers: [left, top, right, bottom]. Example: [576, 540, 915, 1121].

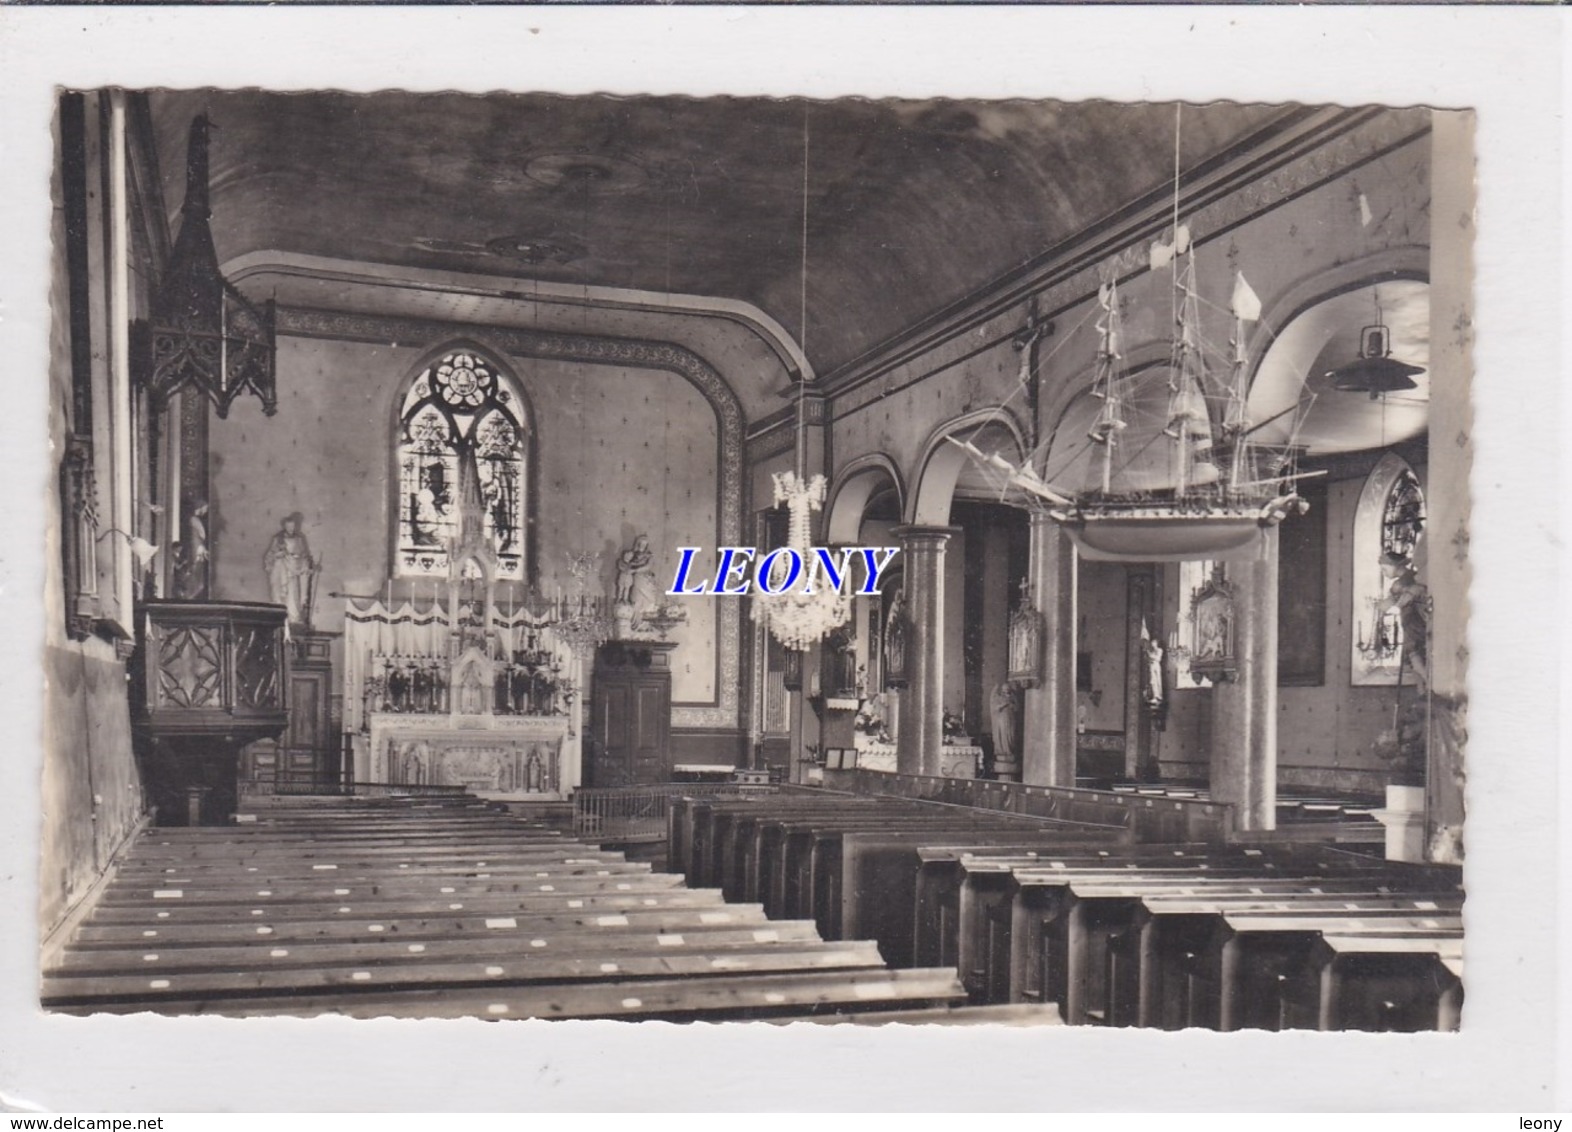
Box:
[1381, 467, 1426, 561]
[1351, 454, 1424, 686]
[395, 351, 526, 580]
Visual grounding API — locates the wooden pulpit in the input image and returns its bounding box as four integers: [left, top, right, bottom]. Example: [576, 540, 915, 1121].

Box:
[131, 600, 290, 824]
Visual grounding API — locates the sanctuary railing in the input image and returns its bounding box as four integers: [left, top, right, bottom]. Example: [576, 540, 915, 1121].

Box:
[574, 781, 780, 844]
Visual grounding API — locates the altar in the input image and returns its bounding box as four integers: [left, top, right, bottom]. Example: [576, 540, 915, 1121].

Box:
[367, 711, 569, 797]
[342, 590, 587, 800]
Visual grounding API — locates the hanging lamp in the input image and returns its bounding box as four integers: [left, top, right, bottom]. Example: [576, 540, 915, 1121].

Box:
[1326, 308, 1425, 399]
[753, 108, 851, 652]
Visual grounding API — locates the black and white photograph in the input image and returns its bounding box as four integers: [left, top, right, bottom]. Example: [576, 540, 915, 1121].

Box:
[2, 6, 1565, 1113]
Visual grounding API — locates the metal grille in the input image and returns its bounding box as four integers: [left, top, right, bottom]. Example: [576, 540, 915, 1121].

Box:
[573, 782, 780, 843]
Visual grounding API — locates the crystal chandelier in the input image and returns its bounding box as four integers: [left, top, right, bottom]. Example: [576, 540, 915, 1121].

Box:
[751, 107, 851, 654]
[753, 470, 850, 651]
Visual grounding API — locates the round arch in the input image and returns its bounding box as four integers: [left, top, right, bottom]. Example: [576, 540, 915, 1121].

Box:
[907, 407, 1030, 526]
[1243, 246, 1430, 377]
[824, 454, 905, 545]
[1244, 253, 1430, 458]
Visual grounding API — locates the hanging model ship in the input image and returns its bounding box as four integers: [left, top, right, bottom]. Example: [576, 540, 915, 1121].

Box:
[951, 218, 1319, 562]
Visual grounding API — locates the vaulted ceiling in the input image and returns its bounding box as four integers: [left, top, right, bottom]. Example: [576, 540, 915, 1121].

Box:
[146, 90, 1287, 380]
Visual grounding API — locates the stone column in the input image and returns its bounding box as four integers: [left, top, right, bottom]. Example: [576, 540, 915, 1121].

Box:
[1422, 111, 1474, 864]
[893, 525, 956, 777]
[1021, 511, 1077, 787]
[1208, 529, 1279, 832]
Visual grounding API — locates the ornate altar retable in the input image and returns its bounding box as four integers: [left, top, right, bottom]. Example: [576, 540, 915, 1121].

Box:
[343, 592, 582, 800]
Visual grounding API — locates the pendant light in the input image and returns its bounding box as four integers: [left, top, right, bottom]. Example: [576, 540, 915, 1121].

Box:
[753, 106, 851, 651]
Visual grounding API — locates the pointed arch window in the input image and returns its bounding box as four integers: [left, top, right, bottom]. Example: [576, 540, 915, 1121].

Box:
[395, 350, 526, 580]
[1351, 454, 1425, 685]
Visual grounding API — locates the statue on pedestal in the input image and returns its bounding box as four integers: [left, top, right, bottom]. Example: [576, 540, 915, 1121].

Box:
[264, 512, 319, 627]
[990, 681, 1020, 769]
[614, 533, 656, 635]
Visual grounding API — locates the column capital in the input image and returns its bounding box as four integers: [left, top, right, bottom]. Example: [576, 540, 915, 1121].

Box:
[891, 524, 961, 548]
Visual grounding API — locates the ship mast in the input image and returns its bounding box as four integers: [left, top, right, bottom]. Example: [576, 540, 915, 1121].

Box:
[1087, 281, 1126, 497]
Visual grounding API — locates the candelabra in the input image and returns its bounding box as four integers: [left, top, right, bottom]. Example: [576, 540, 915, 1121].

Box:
[554, 592, 613, 657]
[553, 550, 615, 656]
[1356, 599, 1403, 664]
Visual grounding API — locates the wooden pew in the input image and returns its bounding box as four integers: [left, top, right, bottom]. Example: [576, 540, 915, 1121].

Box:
[994, 858, 1459, 1028]
[947, 845, 1441, 1013]
[918, 844, 1248, 988]
[1304, 934, 1464, 1032]
[833, 823, 1126, 964]
[52, 966, 970, 1021]
[774, 813, 1052, 924]
[53, 792, 986, 1024]
[1128, 891, 1462, 1030]
[677, 796, 901, 891]
[43, 937, 895, 1009]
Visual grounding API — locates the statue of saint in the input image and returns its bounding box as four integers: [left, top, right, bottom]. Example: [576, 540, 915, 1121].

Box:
[615, 534, 657, 613]
[883, 590, 909, 687]
[174, 501, 211, 599]
[1379, 551, 1431, 690]
[264, 512, 318, 626]
[990, 682, 1020, 765]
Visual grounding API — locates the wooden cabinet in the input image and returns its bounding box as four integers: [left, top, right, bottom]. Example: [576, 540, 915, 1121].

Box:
[589, 641, 675, 787]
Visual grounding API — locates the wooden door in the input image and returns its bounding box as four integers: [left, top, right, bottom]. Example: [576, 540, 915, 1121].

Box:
[283, 667, 331, 781]
[590, 642, 675, 787]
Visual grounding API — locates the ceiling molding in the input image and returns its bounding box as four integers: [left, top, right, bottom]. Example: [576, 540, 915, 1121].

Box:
[222, 250, 813, 385]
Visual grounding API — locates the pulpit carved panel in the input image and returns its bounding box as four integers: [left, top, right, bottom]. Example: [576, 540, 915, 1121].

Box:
[154, 625, 224, 709]
[233, 625, 283, 709]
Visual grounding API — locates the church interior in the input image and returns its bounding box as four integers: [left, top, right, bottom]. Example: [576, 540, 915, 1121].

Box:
[40, 88, 1475, 1028]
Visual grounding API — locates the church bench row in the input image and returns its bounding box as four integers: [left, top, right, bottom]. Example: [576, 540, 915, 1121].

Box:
[785, 1002, 1065, 1026]
[111, 856, 649, 883]
[673, 794, 923, 885]
[71, 893, 786, 948]
[824, 768, 1232, 843]
[86, 888, 734, 926]
[54, 922, 834, 973]
[50, 794, 969, 1022]
[670, 793, 1132, 967]
[673, 792, 1125, 897]
[48, 967, 970, 1022]
[947, 849, 1454, 988]
[933, 847, 1462, 1030]
[99, 871, 688, 907]
[1014, 878, 1459, 1029]
[43, 938, 892, 1008]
